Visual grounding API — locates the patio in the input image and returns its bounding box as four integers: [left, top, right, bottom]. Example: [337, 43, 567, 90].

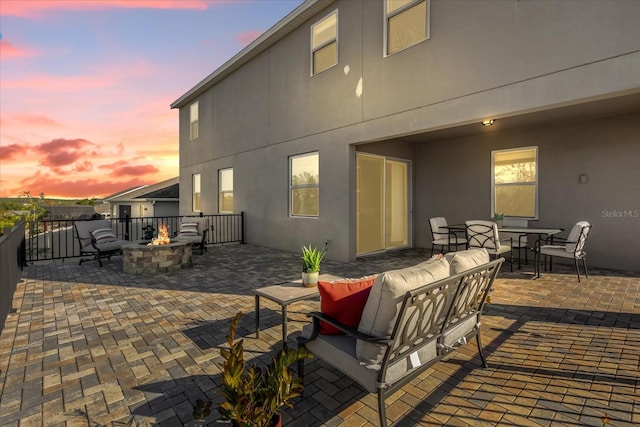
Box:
[0, 244, 638, 426]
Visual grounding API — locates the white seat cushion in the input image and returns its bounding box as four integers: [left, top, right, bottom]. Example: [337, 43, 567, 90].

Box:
[447, 248, 490, 275]
[539, 245, 585, 259]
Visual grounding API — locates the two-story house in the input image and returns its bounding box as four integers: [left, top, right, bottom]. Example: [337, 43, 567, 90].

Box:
[172, 0, 640, 272]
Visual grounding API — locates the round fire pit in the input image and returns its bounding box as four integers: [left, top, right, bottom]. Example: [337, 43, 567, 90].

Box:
[122, 240, 192, 274]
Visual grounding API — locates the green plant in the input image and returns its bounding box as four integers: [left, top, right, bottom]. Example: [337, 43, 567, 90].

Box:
[218, 312, 312, 427]
[493, 213, 505, 221]
[301, 244, 325, 273]
[192, 399, 212, 420]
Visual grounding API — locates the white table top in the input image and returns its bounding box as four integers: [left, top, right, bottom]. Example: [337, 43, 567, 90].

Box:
[254, 274, 342, 305]
[498, 227, 563, 235]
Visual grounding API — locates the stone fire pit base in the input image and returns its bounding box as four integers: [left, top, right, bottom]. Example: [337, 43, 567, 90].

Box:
[122, 241, 192, 274]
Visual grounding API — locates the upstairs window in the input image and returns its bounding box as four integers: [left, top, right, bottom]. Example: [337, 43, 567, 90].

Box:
[192, 173, 201, 212]
[219, 168, 234, 213]
[290, 152, 319, 217]
[492, 147, 538, 218]
[385, 0, 429, 56]
[190, 101, 199, 140]
[311, 11, 338, 75]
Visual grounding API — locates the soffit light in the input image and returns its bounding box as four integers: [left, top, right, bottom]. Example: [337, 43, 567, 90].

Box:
[482, 119, 495, 126]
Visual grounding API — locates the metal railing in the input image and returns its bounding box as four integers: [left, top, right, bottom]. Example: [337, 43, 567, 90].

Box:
[23, 212, 244, 263]
[1, 220, 25, 332]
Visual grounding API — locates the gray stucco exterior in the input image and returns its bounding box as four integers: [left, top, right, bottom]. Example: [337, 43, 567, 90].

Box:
[173, 0, 640, 271]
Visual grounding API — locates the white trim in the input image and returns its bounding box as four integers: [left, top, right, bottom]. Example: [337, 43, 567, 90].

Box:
[289, 151, 320, 218]
[310, 9, 339, 76]
[383, 0, 430, 58]
[491, 146, 539, 220]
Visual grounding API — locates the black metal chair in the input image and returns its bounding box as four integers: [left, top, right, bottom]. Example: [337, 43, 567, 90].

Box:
[466, 220, 513, 272]
[429, 217, 466, 255]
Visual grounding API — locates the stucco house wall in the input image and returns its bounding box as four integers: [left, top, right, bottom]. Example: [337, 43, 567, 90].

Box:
[174, 0, 640, 271]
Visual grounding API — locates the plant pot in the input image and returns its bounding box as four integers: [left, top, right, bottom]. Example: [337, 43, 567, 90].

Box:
[302, 271, 319, 287]
[271, 413, 282, 427]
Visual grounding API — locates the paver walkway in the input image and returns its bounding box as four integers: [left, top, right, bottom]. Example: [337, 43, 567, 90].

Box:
[0, 244, 638, 426]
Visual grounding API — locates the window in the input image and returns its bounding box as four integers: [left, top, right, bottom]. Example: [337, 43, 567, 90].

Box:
[311, 11, 338, 75]
[290, 152, 319, 217]
[190, 101, 199, 140]
[219, 168, 234, 213]
[192, 173, 201, 212]
[385, 0, 429, 56]
[492, 147, 538, 218]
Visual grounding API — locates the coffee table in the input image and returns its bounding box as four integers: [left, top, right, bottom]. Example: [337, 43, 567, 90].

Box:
[254, 275, 341, 346]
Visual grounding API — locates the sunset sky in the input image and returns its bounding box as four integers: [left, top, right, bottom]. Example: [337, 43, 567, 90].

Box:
[0, 0, 304, 199]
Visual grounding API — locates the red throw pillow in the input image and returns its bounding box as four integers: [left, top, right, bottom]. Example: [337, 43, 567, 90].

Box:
[317, 276, 377, 335]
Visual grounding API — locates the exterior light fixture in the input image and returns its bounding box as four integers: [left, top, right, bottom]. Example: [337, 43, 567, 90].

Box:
[482, 119, 495, 126]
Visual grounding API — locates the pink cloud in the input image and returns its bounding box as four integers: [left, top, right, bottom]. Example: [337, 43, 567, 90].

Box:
[33, 138, 94, 172]
[235, 30, 262, 46]
[1, 1, 217, 19]
[0, 40, 36, 60]
[1, 73, 118, 91]
[3, 113, 61, 128]
[75, 161, 93, 172]
[0, 144, 28, 160]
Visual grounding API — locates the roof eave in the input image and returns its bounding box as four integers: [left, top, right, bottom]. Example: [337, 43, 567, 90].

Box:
[170, 0, 335, 110]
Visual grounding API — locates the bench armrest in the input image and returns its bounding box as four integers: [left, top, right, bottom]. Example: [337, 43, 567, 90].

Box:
[303, 312, 391, 344]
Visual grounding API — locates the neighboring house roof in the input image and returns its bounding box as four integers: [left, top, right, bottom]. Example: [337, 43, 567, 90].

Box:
[171, 0, 335, 109]
[104, 185, 148, 200]
[138, 183, 179, 199]
[108, 177, 179, 202]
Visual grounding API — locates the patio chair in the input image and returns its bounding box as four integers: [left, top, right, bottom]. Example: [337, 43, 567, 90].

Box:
[466, 220, 513, 272]
[534, 221, 592, 282]
[174, 217, 209, 255]
[74, 219, 127, 267]
[428, 217, 466, 255]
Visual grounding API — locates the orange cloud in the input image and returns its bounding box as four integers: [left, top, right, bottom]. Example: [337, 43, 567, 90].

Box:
[236, 30, 262, 46]
[3, 113, 61, 128]
[111, 164, 160, 177]
[1, 1, 216, 19]
[16, 171, 152, 199]
[0, 40, 36, 60]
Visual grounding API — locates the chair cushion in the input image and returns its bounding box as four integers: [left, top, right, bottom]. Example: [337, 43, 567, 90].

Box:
[448, 248, 490, 275]
[356, 257, 450, 368]
[90, 228, 117, 244]
[317, 276, 377, 335]
[539, 245, 584, 259]
[302, 324, 378, 393]
[179, 222, 199, 235]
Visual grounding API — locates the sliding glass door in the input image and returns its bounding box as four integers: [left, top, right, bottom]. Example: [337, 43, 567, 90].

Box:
[356, 153, 410, 255]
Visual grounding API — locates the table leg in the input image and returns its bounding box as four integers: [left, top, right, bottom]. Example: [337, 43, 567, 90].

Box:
[255, 295, 260, 338]
[282, 304, 288, 347]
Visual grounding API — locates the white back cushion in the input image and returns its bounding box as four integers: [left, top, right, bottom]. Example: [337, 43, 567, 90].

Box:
[356, 257, 450, 368]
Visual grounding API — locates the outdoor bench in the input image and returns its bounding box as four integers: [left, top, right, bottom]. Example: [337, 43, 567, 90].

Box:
[298, 249, 504, 427]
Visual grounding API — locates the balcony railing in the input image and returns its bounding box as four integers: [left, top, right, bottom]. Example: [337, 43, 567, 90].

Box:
[23, 213, 244, 263]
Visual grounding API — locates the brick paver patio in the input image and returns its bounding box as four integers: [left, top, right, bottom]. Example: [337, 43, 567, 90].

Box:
[0, 244, 638, 426]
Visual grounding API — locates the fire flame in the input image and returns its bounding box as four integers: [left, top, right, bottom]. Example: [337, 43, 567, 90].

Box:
[148, 223, 170, 246]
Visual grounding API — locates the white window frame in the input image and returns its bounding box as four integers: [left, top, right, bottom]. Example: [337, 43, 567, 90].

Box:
[189, 101, 199, 141]
[219, 168, 234, 214]
[192, 173, 201, 212]
[310, 10, 338, 76]
[289, 152, 319, 218]
[384, 0, 430, 57]
[491, 146, 539, 219]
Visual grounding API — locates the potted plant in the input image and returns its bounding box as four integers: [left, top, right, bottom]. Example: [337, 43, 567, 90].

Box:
[300, 244, 325, 287]
[218, 312, 311, 427]
[493, 213, 504, 228]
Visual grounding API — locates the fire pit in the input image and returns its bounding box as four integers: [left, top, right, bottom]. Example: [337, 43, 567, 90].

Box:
[122, 224, 192, 274]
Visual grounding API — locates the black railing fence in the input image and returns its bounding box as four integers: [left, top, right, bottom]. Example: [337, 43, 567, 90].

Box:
[1, 220, 25, 332]
[23, 212, 244, 263]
